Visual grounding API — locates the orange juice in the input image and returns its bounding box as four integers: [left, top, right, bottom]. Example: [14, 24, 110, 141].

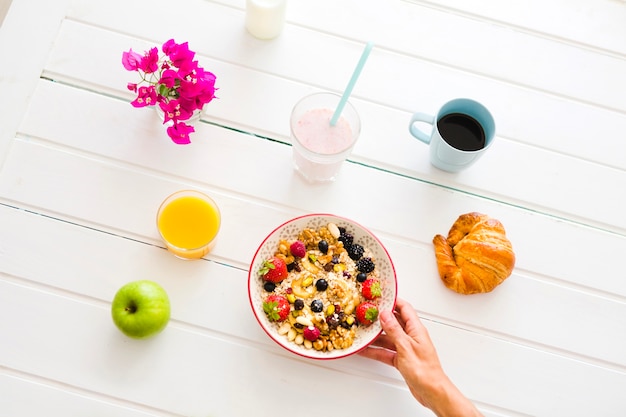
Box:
[157, 191, 221, 259]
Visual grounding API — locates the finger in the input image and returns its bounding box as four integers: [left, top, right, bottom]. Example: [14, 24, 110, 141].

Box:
[358, 346, 396, 367]
[379, 309, 410, 345]
[394, 298, 429, 340]
[393, 309, 407, 330]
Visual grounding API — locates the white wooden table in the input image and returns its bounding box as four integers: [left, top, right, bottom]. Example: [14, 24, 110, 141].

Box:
[1, 0, 625, 415]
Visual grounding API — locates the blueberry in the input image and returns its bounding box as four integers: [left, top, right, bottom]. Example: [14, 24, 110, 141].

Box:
[311, 299, 324, 313]
[263, 281, 276, 292]
[315, 279, 328, 291]
[356, 272, 367, 282]
[294, 299, 305, 310]
[341, 320, 354, 329]
[318, 240, 329, 254]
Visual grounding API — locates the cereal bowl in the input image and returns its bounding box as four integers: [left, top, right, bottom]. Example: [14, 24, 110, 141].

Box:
[248, 214, 397, 360]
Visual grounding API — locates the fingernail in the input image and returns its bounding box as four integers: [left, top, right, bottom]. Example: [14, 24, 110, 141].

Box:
[380, 310, 393, 324]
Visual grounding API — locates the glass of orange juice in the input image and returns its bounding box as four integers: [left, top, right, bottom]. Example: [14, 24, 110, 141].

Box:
[156, 190, 221, 260]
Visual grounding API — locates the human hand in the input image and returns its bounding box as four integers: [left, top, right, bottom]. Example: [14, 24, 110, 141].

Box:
[359, 298, 482, 417]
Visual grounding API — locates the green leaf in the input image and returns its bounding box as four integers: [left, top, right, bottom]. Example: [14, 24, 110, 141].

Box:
[372, 282, 382, 297]
[258, 259, 276, 276]
[157, 83, 170, 98]
[366, 307, 379, 322]
[263, 301, 279, 321]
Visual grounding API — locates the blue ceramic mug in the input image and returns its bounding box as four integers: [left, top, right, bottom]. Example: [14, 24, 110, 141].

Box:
[409, 98, 495, 172]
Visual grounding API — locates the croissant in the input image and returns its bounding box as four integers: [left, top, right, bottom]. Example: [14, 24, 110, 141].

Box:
[433, 212, 515, 294]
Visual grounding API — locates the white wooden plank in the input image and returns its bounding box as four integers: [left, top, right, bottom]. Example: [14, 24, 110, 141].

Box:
[213, 0, 626, 56]
[0, 372, 178, 417]
[1, 1, 624, 417]
[47, 12, 626, 172]
[0, 276, 432, 416]
[0, 0, 69, 163]
[66, 0, 626, 112]
[1, 133, 625, 370]
[37, 22, 626, 234]
[405, 0, 626, 55]
[1, 206, 625, 416]
[13, 80, 626, 299]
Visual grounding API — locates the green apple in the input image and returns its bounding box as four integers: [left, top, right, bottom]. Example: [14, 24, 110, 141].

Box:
[111, 280, 171, 339]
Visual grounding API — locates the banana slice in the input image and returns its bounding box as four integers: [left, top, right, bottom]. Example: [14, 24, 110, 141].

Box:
[291, 276, 315, 298]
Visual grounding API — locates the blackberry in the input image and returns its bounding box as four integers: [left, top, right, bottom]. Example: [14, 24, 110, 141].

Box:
[347, 243, 364, 260]
[338, 232, 353, 248]
[356, 257, 375, 274]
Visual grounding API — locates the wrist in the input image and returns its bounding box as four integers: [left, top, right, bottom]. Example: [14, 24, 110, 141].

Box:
[425, 378, 481, 417]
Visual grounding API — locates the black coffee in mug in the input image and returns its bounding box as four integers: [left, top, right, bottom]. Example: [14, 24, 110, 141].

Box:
[436, 112, 485, 151]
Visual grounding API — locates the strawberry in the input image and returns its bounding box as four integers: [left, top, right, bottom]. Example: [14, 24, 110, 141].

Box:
[263, 294, 290, 322]
[356, 302, 379, 326]
[289, 240, 306, 258]
[259, 257, 288, 283]
[361, 278, 381, 300]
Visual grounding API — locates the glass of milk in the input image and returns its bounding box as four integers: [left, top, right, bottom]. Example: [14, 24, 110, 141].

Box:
[290, 92, 361, 182]
[245, 0, 287, 40]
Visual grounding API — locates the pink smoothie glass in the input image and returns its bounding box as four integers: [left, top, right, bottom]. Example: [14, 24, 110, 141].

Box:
[290, 92, 361, 182]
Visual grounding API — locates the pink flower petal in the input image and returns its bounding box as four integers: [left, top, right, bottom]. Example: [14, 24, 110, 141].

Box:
[130, 86, 157, 108]
[122, 49, 142, 71]
[166, 122, 195, 145]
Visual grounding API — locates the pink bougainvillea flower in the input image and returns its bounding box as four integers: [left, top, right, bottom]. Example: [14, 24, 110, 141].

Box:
[159, 99, 193, 123]
[177, 97, 201, 117]
[178, 67, 217, 107]
[124, 39, 217, 144]
[139, 47, 160, 73]
[130, 86, 157, 108]
[163, 39, 196, 72]
[166, 122, 195, 145]
[196, 70, 217, 104]
[122, 49, 142, 71]
[158, 69, 178, 89]
[161, 38, 178, 55]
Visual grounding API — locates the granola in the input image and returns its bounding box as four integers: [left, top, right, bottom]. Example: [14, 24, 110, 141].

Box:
[259, 222, 381, 352]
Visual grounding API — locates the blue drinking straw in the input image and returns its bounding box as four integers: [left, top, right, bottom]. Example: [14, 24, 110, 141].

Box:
[330, 41, 374, 126]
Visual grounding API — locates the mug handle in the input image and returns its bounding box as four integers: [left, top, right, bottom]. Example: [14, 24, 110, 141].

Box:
[409, 112, 435, 144]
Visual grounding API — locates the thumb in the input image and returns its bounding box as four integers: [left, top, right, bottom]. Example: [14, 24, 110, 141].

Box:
[379, 309, 405, 342]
